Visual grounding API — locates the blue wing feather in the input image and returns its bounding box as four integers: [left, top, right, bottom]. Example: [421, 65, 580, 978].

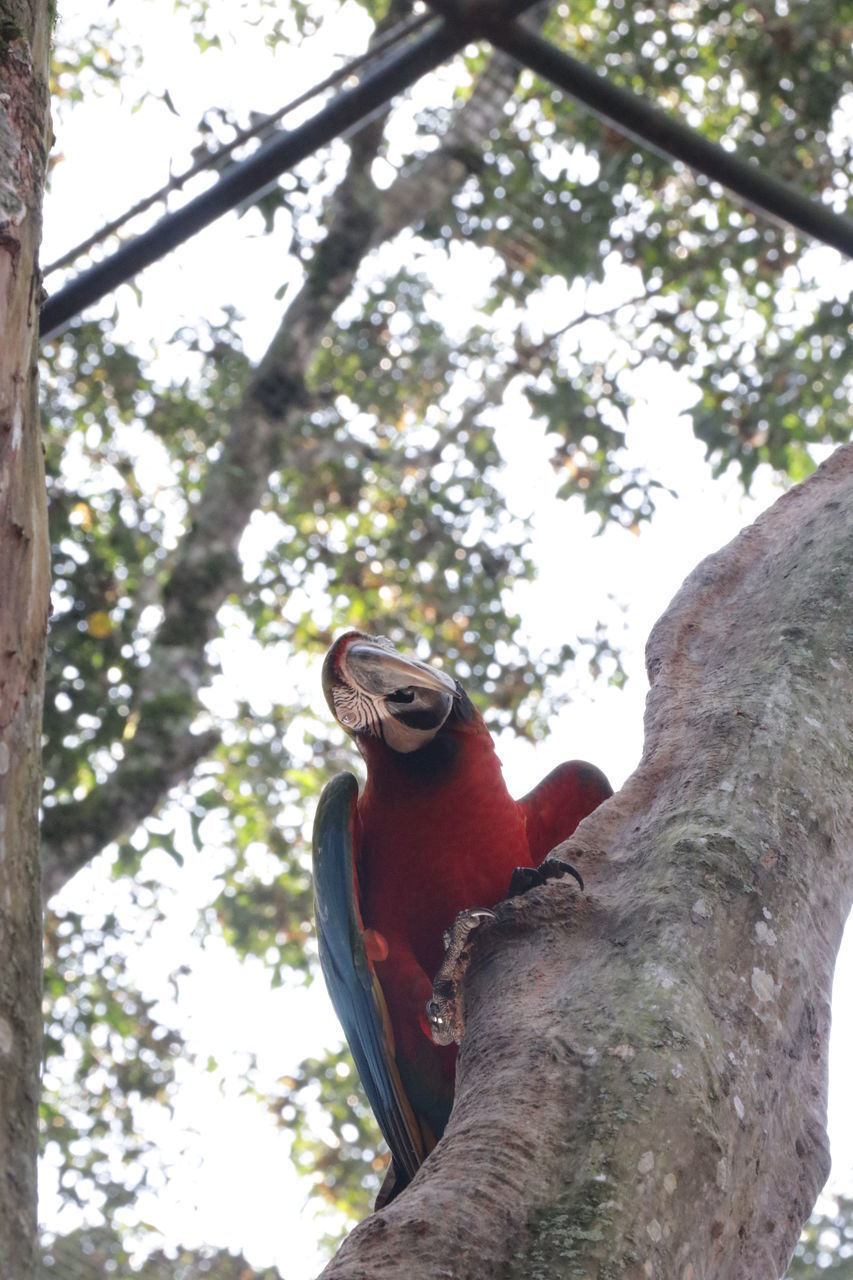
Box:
[312, 772, 426, 1185]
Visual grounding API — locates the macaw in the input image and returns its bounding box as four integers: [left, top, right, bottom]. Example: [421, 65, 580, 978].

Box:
[312, 630, 612, 1201]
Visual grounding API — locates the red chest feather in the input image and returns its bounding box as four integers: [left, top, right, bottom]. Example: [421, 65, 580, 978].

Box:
[357, 718, 527, 975]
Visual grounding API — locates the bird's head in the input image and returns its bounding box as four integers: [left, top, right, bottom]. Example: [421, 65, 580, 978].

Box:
[322, 631, 459, 755]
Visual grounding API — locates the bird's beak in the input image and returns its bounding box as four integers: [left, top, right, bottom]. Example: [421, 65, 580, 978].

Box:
[345, 640, 457, 700]
[323, 632, 459, 753]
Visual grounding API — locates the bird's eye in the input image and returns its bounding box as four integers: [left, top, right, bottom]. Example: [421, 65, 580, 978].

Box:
[386, 687, 415, 704]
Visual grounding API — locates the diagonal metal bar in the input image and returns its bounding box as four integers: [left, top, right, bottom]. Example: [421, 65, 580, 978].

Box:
[40, 0, 853, 344]
[481, 16, 853, 258]
[40, 17, 468, 342]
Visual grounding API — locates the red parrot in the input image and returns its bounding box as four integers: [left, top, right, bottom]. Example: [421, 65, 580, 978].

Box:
[312, 631, 611, 1201]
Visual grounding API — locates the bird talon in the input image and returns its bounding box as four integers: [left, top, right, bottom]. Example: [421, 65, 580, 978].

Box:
[542, 858, 584, 891]
[508, 857, 584, 897]
[427, 908, 497, 1046]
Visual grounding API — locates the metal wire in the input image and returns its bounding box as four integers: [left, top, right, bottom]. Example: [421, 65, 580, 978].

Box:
[42, 8, 433, 278]
[40, 0, 853, 342]
[40, 17, 469, 341]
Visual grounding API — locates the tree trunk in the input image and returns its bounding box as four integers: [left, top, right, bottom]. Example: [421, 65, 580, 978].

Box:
[0, 4, 51, 1277]
[320, 443, 853, 1280]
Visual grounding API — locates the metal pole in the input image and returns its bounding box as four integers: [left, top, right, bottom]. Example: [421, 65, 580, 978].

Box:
[40, 19, 468, 341]
[483, 18, 853, 258]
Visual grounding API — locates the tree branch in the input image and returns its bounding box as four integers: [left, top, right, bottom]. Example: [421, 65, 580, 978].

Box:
[40, 44, 529, 899]
[319, 444, 853, 1279]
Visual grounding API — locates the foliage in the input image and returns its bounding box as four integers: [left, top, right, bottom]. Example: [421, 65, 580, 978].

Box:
[42, 905, 183, 1217]
[40, 0, 852, 1267]
[40, 1224, 283, 1279]
[269, 1044, 384, 1233]
[49, 15, 136, 106]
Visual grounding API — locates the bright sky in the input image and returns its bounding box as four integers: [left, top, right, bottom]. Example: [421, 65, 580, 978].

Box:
[40, 3, 852, 1276]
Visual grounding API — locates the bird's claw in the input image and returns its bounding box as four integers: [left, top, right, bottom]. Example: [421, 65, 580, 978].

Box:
[427, 908, 496, 1046]
[426, 863, 584, 1046]
[508, 857, 584, 897]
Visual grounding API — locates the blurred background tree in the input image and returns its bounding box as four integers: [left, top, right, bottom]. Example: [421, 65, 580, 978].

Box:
[39, 0, 852, 1273]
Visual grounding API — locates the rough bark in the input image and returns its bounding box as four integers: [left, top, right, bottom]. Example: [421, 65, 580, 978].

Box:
[39, 43, 525, 901]
[0, 3, 52, 1277]
[320, 443, 853, 1280]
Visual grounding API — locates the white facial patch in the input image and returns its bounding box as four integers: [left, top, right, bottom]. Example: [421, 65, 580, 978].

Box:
[332, 683, 381, 737]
